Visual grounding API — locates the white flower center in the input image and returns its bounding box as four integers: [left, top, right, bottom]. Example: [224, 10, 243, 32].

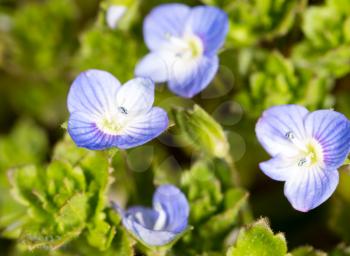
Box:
[285, 131, 324, 168]
[153, 203, 167, 231]
[165, 33, 204, 60]
[96, 107, 130, 135]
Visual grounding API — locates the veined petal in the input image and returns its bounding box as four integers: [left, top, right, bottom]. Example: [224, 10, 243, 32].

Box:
[124, 206, 159, 229]
[259, 155, 297, 181]
[122, 216, 178, 246]
[116, 77, 155, 116]
[284, 166, 339, 212]
[168, 55, 219, 98]
[304, 110, 350, 168]
[67, 69, 121, 115]
[153, 185, 189, 233]
[255, 105, 309, 157]
[114, 107, 168, 149]
[135, 51, 171, 83]
[119, 185, 189, 247]
[68, 111, 115, 150]
[143, 4, 190, 51]
[185, 6, 228, 56]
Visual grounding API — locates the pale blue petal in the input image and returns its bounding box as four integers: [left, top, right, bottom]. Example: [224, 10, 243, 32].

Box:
[284, 166, 339, 212]
[185, 6, 228, 56]
[67, 69, 121, 115]
[135, 52, 170, 83]
[68, 111, 115, 150]
[143, 4, 190, 51]
[255, 105, 309, 157]
[168, 55, 218, 98]
[259, 155, 296, 181]
[124, 206, 159, 229]
[115, 107, 168, 149]
[116, 77, 155, 116]
[153, 185, 189, 233]
[122, 217, 178, 246]
[304, 110, 350, 168]
[120, 185, 189, 247]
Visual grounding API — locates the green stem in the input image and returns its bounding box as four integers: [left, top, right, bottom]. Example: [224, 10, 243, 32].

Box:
[224, 154, 253, 225]
[224, 153, 241, 187]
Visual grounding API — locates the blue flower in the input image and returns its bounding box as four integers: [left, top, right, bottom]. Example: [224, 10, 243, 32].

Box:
[113, 184, 189, 246]
[67, 69, 168, 150]
[135, 4, 228, 98]
[106, 5, 127, 29]
[256, 105, 350, 212]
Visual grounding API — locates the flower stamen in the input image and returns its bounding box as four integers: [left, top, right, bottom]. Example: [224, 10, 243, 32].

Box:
[165, 33, 203, 59]
[286, 131, 323, 168]
[97, 117, 125, 135]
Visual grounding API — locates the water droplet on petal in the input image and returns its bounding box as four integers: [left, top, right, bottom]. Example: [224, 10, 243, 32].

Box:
[285, 131, 295, 141]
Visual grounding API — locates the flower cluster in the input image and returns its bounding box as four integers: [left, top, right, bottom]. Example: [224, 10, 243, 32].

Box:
[65, 1, 350, 250]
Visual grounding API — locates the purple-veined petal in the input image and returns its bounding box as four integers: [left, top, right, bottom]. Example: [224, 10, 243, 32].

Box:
[124, 206, 159, 229]
[143, 4, 190, 51]
[259, 154, 297, 181]
[284, 166, 339, 212]
[118, 185, 189, 246]
[67, 69, 121, 115]
[185, 6, 228, 56]
[106, 5, 127, 29]
[152, 184, 189, 233]
[116, 77, 155, 116]
[255, 105, 309, 157]
[122, 216, 178, 246]
[304, 110, 350, 168]
[168, 55, 219, 98]
[114, 107, 168, 149]
[135, 51, 171, 83]
[68, 111, 115, 150]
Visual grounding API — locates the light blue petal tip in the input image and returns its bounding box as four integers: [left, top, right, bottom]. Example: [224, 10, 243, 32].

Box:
[119, 184, 189, 246]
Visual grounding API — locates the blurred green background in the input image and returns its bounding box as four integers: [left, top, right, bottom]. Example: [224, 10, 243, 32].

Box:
[0, 0, 350, 255]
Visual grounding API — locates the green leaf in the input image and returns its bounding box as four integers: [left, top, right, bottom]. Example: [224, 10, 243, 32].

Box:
[291, 246, 326, 256]
[19, 191, 88, 249]
[226, 0, 302, 47]
[237, 50, 334, 118]
[7, 144, 114, 250]
[0, 119, 48, 238]
[55, 193, 88, 233]
[9, 165, 46, 212]
[73, 27, 143, 83]
[9, 0, 78, 76]
[20, 221, 83, 251]
[0, 119, 48, 171]
[292, 0, 350, 78]
[227, 219, 287, 256]
[329, 244, 350, 256]
[112, 228, 135, 256]
[173, 105, 230, 158]
[329, 168, 350, 243]
[80, 151, 111, 219]
[52, 134, 89, 166]
[181, 160, 223, 223]
[199, 188, 248, 240]
[86, 218, 116, 251]
[46, 161, 86, 208]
